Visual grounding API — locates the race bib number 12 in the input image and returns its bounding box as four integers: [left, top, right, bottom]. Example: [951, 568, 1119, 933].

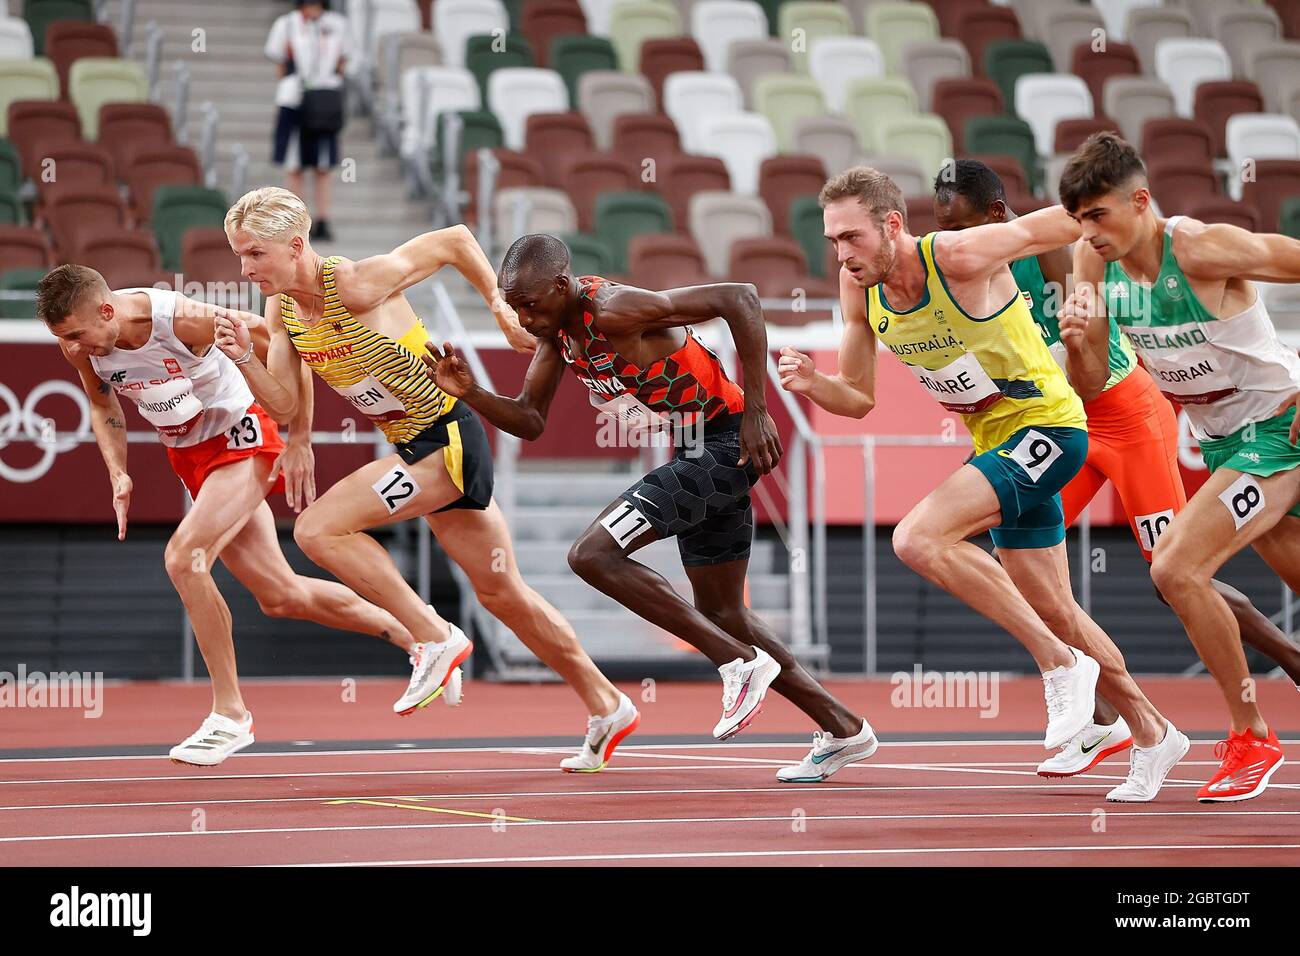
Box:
[372, 464, 422, 515]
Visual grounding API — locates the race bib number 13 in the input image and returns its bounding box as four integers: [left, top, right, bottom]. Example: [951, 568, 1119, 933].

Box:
[226, 414, 263, 450]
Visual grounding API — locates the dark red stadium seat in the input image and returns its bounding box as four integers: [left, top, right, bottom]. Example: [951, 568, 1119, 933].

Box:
[1071, 41, 1140, 108]
[758, 155, 827, 235]
[1141, 117, 1214, 164]
[524, 111, 595, 187]
[657, 153, 730, 232]
[182, 226, 244, 288]
[521, 0, 587, 68]
[627, 233, 710, 289]
[1241, 159, 1300, 232]
[7, 101, 83, 177]
[1184, 197, 1262, 231]
[72, 229, 163, 287]
[0, 225, 55, 272]
[463, 149, 546, 225]
[31, 140, 114, 211]
[98, 103, 174, 177]
[959, 6, 1022, 75]
[124, 145, 202, 223]
[638, 37, 705, 106]
[43, 184, 129, 260]
[44, 21, 119, 98]
[1193, 81, 1264, 158]
[611, 112, 682, 181]
[560, 151, 637, 230]
[932, 0, 991, 37]
[933, 77, 1003, 154]
[1053, 116, 1121, 154]
[1147, 158, 1220, 212]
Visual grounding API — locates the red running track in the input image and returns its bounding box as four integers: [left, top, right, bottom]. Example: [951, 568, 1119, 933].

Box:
[2, 677, 1299, 866]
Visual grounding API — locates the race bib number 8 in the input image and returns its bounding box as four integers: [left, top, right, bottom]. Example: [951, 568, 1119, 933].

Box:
[372, 464, 422, 515]
[226, 414, 263, 450]
[600, 499, 651, 550]
[1219, 474, 1265, 530]
[1007, 430, 1063, 482]
[1134, 508, 1174, 553]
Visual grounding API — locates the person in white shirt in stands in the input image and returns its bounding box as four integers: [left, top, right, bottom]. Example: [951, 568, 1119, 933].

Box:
[265, 0, 350, 242]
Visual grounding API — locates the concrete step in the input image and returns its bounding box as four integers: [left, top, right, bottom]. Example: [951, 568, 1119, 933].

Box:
[514, 472, 647, 508]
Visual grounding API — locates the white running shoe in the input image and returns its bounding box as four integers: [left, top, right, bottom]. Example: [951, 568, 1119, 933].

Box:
[1037, 717, 1133, 777]
[777, 719, 879, 783]
[1106, 721, 1191, 802]
[1042, 647, 1100, 750]
[560, 692, 641, 772]
[427, 606, 464, 708]
[394, 623, 473, 715]
[169, 712, 254, 767]
[712, 647, 782, 740]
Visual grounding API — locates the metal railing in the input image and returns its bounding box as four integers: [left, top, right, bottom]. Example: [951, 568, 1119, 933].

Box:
[143, 19, 163, 101]
[198, 102, 220, 188]
[172, 61, 191, 144]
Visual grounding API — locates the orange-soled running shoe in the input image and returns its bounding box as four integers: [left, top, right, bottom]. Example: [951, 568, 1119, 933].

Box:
[1196, 727, 1285, 803]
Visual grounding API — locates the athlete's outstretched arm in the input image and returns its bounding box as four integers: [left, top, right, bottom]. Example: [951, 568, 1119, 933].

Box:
[422, 336, 567, 441]
[58, 344, 132, 539]
[1171, 220, 1300, 283]
[1055, 237, 1113, 402]
[779, 267, 877, 418]
[596, 281, 783, 473]
[337, 224, 534, 352]
[935, 205, 1083, 279]
[209, 294, 303, 423]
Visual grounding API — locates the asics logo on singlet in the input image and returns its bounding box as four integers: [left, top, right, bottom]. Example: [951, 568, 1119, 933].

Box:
[877, 317, 889, 333]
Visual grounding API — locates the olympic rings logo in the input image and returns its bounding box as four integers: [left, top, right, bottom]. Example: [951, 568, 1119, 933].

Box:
[0, 381, 92, 483]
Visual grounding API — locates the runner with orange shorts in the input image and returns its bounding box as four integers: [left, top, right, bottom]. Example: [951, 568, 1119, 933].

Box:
[934, 159, 1300, 778]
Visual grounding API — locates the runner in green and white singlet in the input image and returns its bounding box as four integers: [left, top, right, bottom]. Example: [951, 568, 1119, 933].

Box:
[1061, 132, 1300, 803]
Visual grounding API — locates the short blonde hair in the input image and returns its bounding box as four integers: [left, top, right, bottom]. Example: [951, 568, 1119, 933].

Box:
[819, 166, 907, 229]
[224, 186, 311, 242]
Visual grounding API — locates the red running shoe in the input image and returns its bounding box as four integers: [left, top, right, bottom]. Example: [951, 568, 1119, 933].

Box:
[1196, 727, 1285, 802]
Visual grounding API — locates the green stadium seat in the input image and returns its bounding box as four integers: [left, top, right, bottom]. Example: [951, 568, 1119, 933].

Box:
[965, 114, 1039, 191]
[550, 35, 619, 107]
[984, 39, 1053, 111]
[152, 185, 228, 272]
[0, 267, 48, 319]
[24, 0, 94, 56]
[593, 191, 673, 272]
[562, 232, 616, 276]
[464, 33, 535, 98]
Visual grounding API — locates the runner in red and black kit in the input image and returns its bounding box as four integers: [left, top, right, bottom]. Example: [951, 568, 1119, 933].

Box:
[424, 234, 877, 777]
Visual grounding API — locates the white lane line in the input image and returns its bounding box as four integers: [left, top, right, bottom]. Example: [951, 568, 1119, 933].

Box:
[6, 738, 1292, 764]
[7, 811, 1300, 846]
[275, 843, 1300, 867]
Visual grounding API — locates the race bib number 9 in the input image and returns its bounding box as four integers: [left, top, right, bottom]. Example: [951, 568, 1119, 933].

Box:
[226, 414, 263, 450]
[1219, 474, 1265, 530]
[372, 464, 422, 515]
[1007, 429, 1063, 482]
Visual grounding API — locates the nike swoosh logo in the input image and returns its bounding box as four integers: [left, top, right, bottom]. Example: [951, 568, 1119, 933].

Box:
[287, 329, 304, 338]
[631, 491, 658, 510]
[1079, 735, 1109, 755]
[588, 728, 611, 756]
[723, 678, 752, 718]
[811, 746, 847, 765]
